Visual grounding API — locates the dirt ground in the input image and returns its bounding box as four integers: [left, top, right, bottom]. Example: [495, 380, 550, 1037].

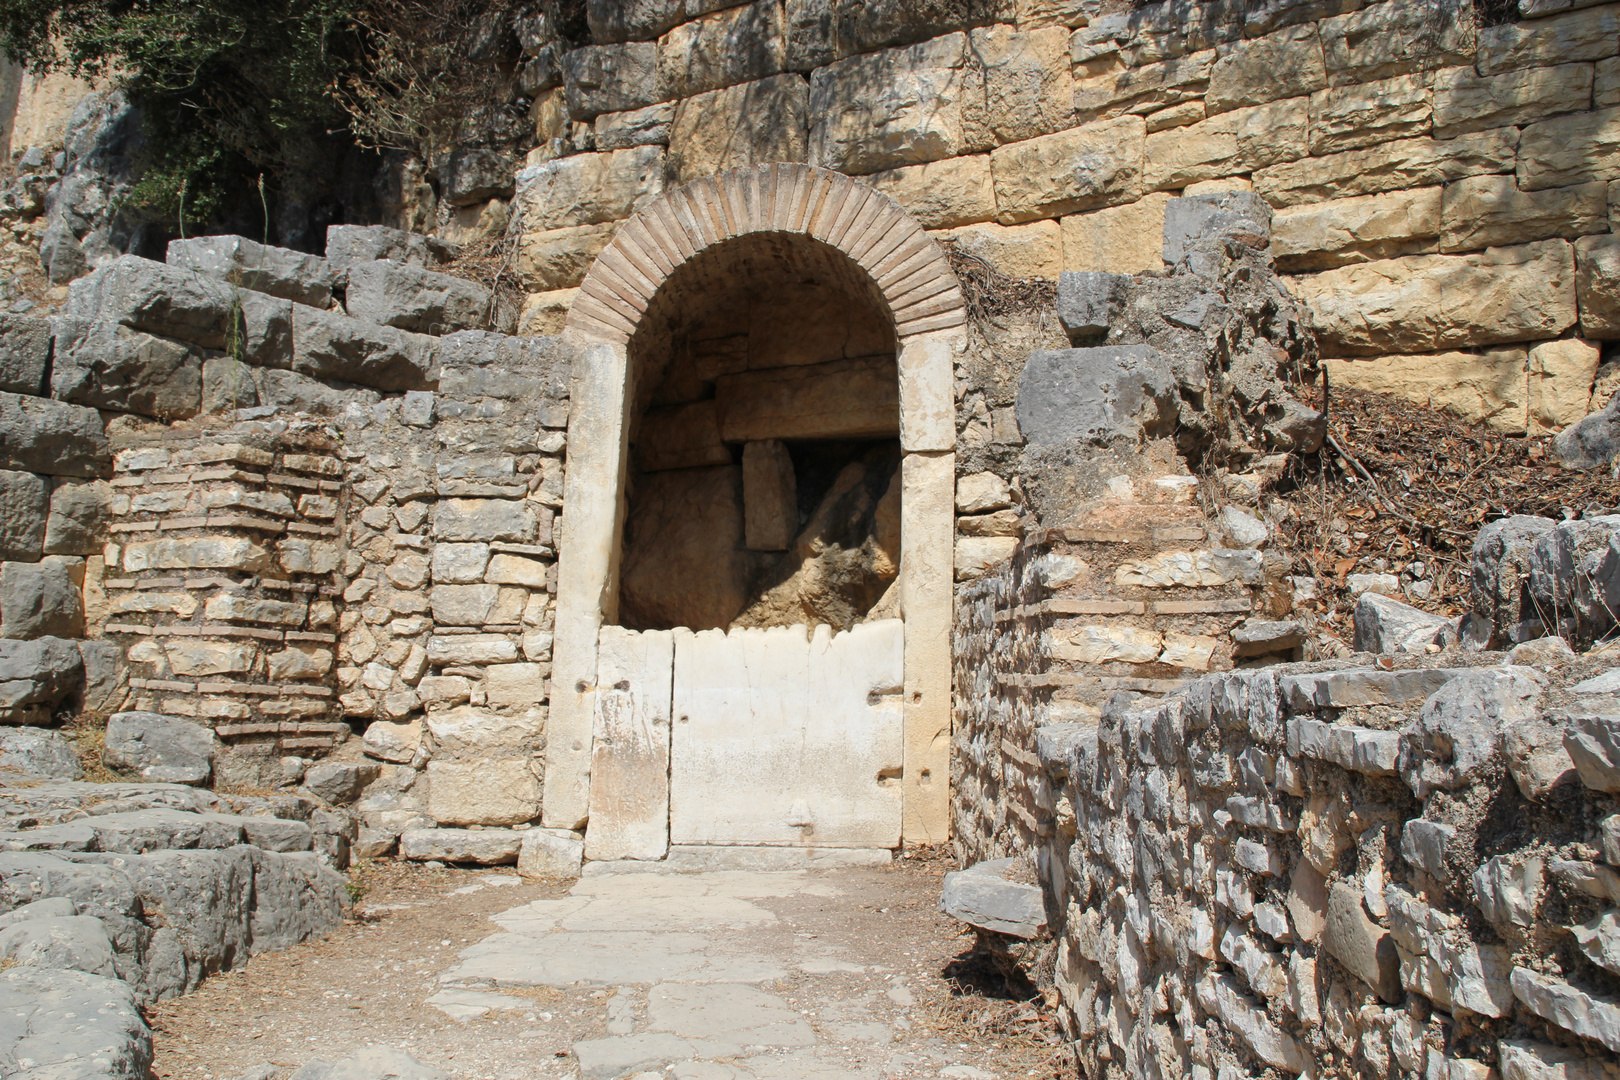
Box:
[148, 851, 1067, 1080]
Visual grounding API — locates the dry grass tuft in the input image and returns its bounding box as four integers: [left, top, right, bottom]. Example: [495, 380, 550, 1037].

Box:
[939, 239, 1059, 329]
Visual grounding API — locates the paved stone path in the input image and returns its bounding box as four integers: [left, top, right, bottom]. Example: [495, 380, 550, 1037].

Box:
[434, 864, 988, 1080]
[150, 858, 1054, 1080]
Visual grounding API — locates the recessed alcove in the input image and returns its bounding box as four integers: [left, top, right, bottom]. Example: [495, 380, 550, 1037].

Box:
[615, 231, 904, 633]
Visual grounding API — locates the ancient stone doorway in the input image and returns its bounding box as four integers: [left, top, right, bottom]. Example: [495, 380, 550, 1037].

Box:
[546, 164, 965, 856]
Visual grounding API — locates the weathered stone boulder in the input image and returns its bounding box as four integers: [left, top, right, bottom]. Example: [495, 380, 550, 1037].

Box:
[62, 255, 291, 365]
[0, 471, 47, 563]
[1522, 516, 1620, 647]
[1163, 191, 1273, 268]
[940, 858, 1048, 939]
[0, 966, 152, 1079]
[0, 914, 118, 977]
[1472, 515, 1558, 646]
[1555, 392, 1620, 471]
[302, 762, 381, 806]
[343, 261, 514, 336]
[290, 304, 437, 392]
[1353, 592, 1454, 654]
[0, 727, 82, 780]
[0, 392, 110, 478]
[1016, 345, 1177, 447]
[440, 148, 517, 207]
[1, 558, 84, 639]
[0, 313, 51, 395]
[0, 636, 85, 724]
[1057, 271, 1130, 341]
[1400, 667, 1544, 796]
[103, 712, 216, 785]
[324, 224, 456, 273]
[1564, 712, 1620, 793]
[166, 235, 336, 308]
[399, 827, 521, 865]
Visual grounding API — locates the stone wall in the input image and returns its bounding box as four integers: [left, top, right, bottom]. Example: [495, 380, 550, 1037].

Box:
[485, 0, 1617, 443]
[1029, 648, 1620, 1080]
[0, 223, 573, 862]
[953, 469, 1294, 869]
[952, 507, 1620, 1078]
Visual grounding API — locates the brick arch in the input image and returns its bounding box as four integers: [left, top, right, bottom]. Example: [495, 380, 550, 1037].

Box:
[564, 163, 968, 344]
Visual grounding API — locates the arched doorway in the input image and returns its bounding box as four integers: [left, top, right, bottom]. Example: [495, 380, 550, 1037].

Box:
[546, 164, 964, 857]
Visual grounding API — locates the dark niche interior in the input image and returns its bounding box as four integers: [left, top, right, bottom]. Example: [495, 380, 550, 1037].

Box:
[614, 232, 903, 634]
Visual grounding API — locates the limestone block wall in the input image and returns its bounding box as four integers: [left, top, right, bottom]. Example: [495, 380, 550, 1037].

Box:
[0, 223, 574, 843]
[1030, 654, 1620, 1080]
[104, 432, 348, 782]
[493, 0, 1616, 437]
[954, 465, 1295, 868]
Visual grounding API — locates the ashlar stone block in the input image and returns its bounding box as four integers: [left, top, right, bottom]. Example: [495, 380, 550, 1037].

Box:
[1308, 73, 1433, 156]
[1060, 192, 1173, 274]
[427, 759, 540, 826]
[1291, 239, 1577, 357]
[1441, 175, 1608, 253]
[965, 25, 1074, 144]
[515, 146, 665, 232]
[562, 42, 668, 122]
[586, 626, 673, 862]
[860, 155, 996, 231]
[657, 0, 786, 98]
[666, 74, 808, 184]
[1, 558, 83, 639]
[1207, 23, 1325, 114]
[1519, 107, 1620, 191]
[432, 499, 538, 544]
[0, 471, 47, 563]
[516, 224, 618, 292]
[668, 620, 903, 847]
[1478, 3, 1620, 76]
[1071, 50, 1213, 125]
[742, 441, 797, 552]
[1143, 98, 1307, 190]
[931, 221, 1062, 278]
[1272, 187, 1441, 271]
[1322, 350, 1529, 433]
[1433, 62, 1595, 140]
[1253, 128, 1519, 207]
[1528, 338, 1601, 433]
[990, 115, 1145, 223]
[1577, 233, 1620, 338]
[808, 33, 991, 176]
[1319, 0, 1475, 86]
